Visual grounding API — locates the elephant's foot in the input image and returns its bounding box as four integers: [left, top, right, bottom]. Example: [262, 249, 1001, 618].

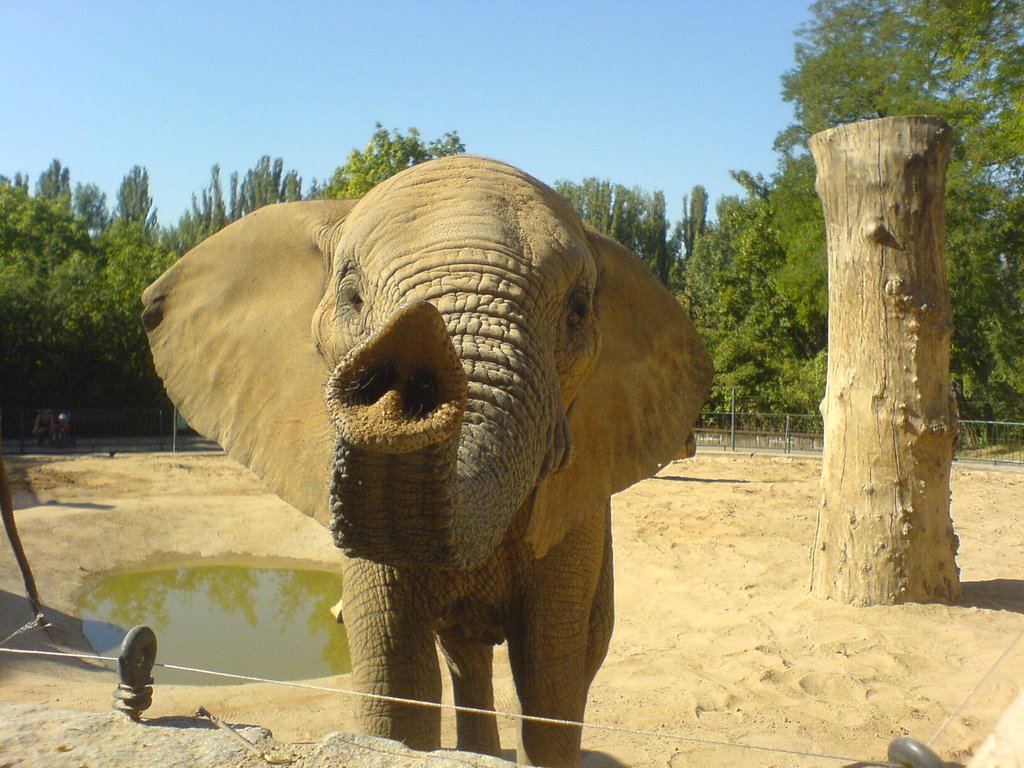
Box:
[359, 695, 442, 752]
[519, 719, 583, 768]
[456, 710, 501, 757]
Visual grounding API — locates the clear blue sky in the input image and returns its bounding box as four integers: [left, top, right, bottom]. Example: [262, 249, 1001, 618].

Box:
[1, 1, 813, 225]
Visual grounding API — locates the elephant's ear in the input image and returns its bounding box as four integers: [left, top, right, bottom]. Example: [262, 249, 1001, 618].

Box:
[141, 200, 357, 526]
[526, 228, 713, 557]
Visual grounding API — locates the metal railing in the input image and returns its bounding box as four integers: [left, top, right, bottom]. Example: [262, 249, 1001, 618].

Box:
[3, 407, 1022, 466]
[695, 412, 825, 454]
[956, 419, 1024, 464]
[696, 411, 1024, 465]
[1, 408, 217, 456]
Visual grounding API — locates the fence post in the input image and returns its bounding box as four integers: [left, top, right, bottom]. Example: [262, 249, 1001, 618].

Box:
[172, 408, 178, 454]
[785, 414, 791, 453]
[730, 387, 736, 451]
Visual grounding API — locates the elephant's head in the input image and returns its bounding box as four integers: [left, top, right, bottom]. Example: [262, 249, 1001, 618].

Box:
[142, 157, 712, 570]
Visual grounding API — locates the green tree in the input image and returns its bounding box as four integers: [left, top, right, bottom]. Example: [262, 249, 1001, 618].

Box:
[555, 178, 676, 286]
[72, 183, 111, 236]
[235, 155, 303, 217]
[91, 220, 177, 402]
[1, 179, 98, 408]
[768, 156, 828, 347]
[169, 157, 304, 255]
[674, 185, 708, 261]
[305, 177, 323, 200]
[324, 124, 464, 199]
[682, 173, 828, 414]
[1, 167, 179, 409]
[780, 0, 1024, 179]
[777, 0, 1024, 417]
[114, 165, 157, 233]
[35, 159, 71, 203]
[201, 164, 229, 229]
[0, 179, 92, 276]
[0, 173, 29, 191]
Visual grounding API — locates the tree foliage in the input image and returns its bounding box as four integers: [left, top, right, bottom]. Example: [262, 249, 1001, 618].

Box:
[168, 156, 305, 254]
[673, 185, 708, 263]
[0, 127, 457, 411]
[1, 170, 175, 410]
[115, 165, 157, 233]
[772, 0, 1024, 417]
[675, 0, 1023, 416]
[4, 52, 1022, 422]
[73, 183, 111, 237]
[780, 0, 1024, 180]
[236, 155, 304, 215]
[35, 159, 71, 202]
[323, 124, 465, 199]
[554, 178, 675, 286]
[680, 173, 826, 413]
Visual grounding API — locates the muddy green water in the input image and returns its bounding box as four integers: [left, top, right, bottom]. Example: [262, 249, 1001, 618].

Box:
[78, 562, 350, 685]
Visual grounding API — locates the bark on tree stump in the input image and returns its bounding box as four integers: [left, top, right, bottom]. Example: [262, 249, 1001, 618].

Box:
[810, 116, 961, 605]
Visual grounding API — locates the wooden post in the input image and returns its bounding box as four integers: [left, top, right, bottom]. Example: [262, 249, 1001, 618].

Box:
[810, 116, 961, 605]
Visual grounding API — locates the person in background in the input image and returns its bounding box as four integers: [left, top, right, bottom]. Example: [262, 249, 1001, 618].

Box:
[31, 410, 55, 445]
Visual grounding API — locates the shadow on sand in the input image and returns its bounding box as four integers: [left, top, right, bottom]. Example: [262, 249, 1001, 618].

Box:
[581, 751, 628, 767]
[959, 578, 1024, 615]
[654, 475, 750, 484]
[0, 589, 106, 674]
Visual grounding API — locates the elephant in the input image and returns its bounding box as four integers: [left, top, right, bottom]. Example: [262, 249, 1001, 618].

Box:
[141, 156, 713, 767]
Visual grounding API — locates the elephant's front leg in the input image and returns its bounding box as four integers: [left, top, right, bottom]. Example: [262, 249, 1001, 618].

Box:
[438, 630, 501, 756]
[508, 511, 612, 768]
[342, 558, 442, 750]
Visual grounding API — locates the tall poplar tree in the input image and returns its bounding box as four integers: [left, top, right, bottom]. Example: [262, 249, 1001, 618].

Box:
[679, 185, 708, 260]
[555, 179, 676, 286]
[35, 159, 71, 203]
[115, 165, 157, 233]
[236, 156, 303, 216]
[72, 183, 110, 236]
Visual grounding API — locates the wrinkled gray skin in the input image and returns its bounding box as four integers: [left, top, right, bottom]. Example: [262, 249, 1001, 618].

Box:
[143, 156, 712, 768]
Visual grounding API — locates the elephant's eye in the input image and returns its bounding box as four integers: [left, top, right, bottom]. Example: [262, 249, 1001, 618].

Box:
[566, 289, 589, 329]
[339, 278, 364, 312]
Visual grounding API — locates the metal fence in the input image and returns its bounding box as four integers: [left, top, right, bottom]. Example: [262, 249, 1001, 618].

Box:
[696, 411, 1024, 465]
[3, 407, 1023, 466]
[695, 412, 826, 454]
[956, 420, 1024, 464]
[1, 408, 217, 456]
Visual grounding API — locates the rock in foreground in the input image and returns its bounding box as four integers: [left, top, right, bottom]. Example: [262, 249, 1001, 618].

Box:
[0, 701, 515, 768]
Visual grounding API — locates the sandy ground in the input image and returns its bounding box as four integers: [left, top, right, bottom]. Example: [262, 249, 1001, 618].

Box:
[1, 450, 1022, 767]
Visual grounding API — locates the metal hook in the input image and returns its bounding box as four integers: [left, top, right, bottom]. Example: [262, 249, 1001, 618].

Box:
[843, 736, 945, 768]
[886, 736, 944, 768]
[113, 625, 157, 720]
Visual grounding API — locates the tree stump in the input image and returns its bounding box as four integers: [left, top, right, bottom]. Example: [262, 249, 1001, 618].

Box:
[810, 116, 961, 605]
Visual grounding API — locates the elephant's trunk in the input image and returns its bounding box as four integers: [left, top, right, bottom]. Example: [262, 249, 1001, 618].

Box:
[327, 300, 549, 570]
[326, 301, 468, 454]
